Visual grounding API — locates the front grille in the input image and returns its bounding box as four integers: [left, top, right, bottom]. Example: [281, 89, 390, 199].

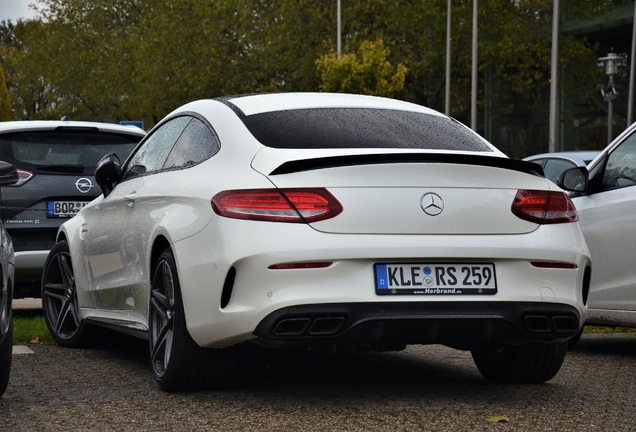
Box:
[6, 228, 57, 252]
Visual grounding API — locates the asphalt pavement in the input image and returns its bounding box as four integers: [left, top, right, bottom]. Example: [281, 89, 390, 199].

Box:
[2, 309, 635, 432]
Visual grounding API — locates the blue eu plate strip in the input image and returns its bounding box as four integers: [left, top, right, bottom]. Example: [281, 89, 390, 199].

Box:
[375, 264, 388, 289]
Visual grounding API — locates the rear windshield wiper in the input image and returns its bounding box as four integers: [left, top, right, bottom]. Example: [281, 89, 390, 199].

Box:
[35, 164, 86, 174]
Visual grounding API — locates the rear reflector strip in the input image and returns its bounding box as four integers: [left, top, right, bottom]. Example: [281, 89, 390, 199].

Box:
[531, 262, 578, 269]
[268, 262, 333, 270]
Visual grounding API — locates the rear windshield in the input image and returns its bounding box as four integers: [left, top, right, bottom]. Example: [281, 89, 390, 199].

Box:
[241, 108, 493, 152]
[0, 130, 141, 174]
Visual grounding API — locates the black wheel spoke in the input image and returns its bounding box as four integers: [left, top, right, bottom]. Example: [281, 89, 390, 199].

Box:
[54, 298, 75, 334]
[150, 296, 171, 357]
[150, 259, 176, 375]
[58, 253, 75, 289]
[42, 242, 86, 345]
[43, 285, 67, 302]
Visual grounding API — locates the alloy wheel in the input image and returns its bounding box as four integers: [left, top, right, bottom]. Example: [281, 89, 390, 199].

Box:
[42, 246, 82, 341]
[149, 257, 176, 377]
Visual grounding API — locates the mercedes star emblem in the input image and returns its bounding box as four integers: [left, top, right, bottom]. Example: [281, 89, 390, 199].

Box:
[420, 192, 444, 216]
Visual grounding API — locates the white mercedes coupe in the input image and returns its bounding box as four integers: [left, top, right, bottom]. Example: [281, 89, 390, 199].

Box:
[42, 93, 591, 391]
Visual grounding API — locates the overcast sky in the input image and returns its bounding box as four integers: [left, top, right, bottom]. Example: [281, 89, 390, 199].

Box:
[1, 0, 41, 22]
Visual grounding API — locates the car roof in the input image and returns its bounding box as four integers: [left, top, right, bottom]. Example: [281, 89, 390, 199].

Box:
[223, 92, 444, 117]
[0, 120, 146, 136]
[523, 150, 602, 166]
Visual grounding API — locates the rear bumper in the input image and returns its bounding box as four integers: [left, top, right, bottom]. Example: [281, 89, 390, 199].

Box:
[253, 302, 581, 349]
[13, 251, 48, 298]
[175, 217, 589, 349]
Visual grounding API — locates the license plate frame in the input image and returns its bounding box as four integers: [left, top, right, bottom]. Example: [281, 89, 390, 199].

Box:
[374, 262, 497, 295]
[47, 200, 89, 218]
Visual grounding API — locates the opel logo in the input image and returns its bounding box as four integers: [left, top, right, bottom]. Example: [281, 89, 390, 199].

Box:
[75, 177, 93, 194]
[420, 192, 444, 216]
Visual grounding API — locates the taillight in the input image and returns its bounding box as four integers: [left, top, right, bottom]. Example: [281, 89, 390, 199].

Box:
[211, 188, 343, 223]
[511, 189, 578, 224]
[8, 169, 35, 187]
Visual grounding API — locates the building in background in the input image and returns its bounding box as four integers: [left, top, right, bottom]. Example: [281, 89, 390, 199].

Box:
[498, 1, 635, 158]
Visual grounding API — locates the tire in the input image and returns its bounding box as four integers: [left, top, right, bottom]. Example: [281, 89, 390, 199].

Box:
[567, 327, 584, 350]
[42, 241, 93, 348]
[471, 341, 568, 383]
[0, 274, 13, 397]
[149, 248, 234, 392]
[0, 320, 12, 397]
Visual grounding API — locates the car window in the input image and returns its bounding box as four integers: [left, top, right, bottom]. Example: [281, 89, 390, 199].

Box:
[241, 108, 493, 152]
[543, 159, 576, 183]
[602, 132, 636, 190]
[163, 117, 220, 169]
[529, 158, 547, 168]
[0, 131, 140, 175]
[123, 116, 191, 179]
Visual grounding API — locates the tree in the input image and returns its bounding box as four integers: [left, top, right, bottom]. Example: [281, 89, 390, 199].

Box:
[0, 67, 10, 121]
[0, 19, 71, 120]
[316, 39, 407, 97]
[0, 0, 612, 141]
[35, 0, 146, 122]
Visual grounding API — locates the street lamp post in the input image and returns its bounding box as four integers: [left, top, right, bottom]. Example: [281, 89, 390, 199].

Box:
[337, 0, 341, 59]
[598, 53, 624, 144]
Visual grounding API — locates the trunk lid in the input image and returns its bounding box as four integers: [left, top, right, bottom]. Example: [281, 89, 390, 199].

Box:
[252, 149, 548, 235]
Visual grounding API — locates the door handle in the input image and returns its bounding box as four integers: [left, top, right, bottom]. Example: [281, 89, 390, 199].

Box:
[124, 191, 137, 207]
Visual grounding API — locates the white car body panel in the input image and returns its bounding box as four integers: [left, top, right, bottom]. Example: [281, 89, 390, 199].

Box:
[227, 92, 444, 116]
[259, 160, 549, 235]
[53, 94, 590, 351]
[171, 220, 588, 348]
[569, 122, 636, 327]
[61, 203, 589, 348]
[574, 188, 636, 311]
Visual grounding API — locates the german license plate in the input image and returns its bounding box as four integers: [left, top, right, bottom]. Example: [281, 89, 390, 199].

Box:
[374, 263, 497, 295]
[47, 201, 89, 218]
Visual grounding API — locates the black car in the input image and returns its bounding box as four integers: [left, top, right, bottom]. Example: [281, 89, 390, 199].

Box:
[0, 160, 18, 397]
[0, 121, 146, 298]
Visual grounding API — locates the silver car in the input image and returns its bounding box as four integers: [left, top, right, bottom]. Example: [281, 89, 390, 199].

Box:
[559, 123, 636, 333]
[524, 151, 601, 184]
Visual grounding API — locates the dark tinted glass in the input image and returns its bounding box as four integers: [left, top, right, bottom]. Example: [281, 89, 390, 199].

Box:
[242, 108, 492, 152]
[163, 117, 220, 169]
[123, 116, 191, 179]
[1, 131, 140, 174]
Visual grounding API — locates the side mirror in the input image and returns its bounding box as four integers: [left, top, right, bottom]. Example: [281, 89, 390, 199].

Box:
[0, 161, 18, 186]
[95, 153, 122, 198]
[557, 166, 588, 193]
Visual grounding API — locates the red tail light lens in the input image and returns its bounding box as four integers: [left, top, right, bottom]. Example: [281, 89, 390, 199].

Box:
[8, 169, 35, 187]
[211, 188, 343, 223]
[511, 190, 578, 224]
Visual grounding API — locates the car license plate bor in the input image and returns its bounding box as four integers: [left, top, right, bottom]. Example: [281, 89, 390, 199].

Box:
[374, 263, 497, 295]
[47, 201, 88, 218]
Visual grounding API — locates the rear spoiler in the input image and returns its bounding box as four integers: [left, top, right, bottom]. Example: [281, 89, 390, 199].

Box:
[270, 153, 544, 177]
